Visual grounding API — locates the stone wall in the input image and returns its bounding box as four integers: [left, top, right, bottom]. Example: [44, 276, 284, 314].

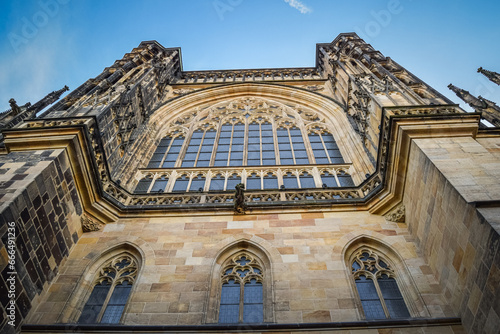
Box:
[29, 210, 460, 331]
[404, 137, 500, 333]
[0, 150, 82, 333]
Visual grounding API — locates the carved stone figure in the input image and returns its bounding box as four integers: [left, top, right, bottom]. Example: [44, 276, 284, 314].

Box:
[234, 183, 246, 214]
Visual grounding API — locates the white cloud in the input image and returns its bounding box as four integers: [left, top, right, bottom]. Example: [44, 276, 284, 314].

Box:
[284, 0, 312, 14]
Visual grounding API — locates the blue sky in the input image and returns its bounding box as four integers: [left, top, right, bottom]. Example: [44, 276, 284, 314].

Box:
[1, 0, 500, 112]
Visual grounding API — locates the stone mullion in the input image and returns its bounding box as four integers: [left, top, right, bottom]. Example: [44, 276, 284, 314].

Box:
[174, 130, 191, 168]
[272, 119, 280, 165]
[319, 133, 332, 164]
[226, 124, 234, 166]
[287, 128, 297, 164]
[158, 138, 175, 168]
[259, 123, 263, 165]
[210, 121, 223, 167]
[95, 278, 117, 323]
[372, 276, 391, 319]
[146, 173, 158, 194]
[243, 121, 249, 166]
[333, 168, 342, 188]
[193, 130, 206, 167]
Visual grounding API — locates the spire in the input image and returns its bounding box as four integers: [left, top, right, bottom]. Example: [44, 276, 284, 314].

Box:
[478, 67, 500, 85]
[447, 83, 487, 110]
[28, 85, 70, 114]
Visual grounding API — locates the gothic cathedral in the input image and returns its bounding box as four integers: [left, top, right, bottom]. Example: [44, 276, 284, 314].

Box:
[1, 33, 499, 333]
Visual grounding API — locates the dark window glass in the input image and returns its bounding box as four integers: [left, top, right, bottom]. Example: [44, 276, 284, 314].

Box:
[321, 172, 337, 188]
[78, 282, 111, 324]
[151, 176, 168, 192]
[338, 172, 355, 187]
[263, 174, 278, 189]
[246, 174, 261, 190]
[219, 280, 240, 323]
[172, 175, 189, 192]
[299, 173, 316, 188]
[100, 281, 132, 324]
[226, 175, 241, 191]
[189, 175, 205, 192]
[378, 276, 410, 318]
[135, 178, 152, 193]
[209, 174, 225, 191]
[243, 279, 263, 323]
[283, 172, 298, 188]
[356, 276, 385, 320]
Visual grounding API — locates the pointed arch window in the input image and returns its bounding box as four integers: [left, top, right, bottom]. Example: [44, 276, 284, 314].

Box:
[351, 249, 410, 319]
[219, 253, 264, 324]
[78, 255, 137, 324]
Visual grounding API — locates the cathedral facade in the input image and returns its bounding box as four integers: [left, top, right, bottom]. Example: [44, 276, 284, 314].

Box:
[1, 33, 499, 333]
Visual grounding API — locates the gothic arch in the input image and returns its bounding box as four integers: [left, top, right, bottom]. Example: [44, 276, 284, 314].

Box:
[205, 239, 275, 324]
[343, 235, 429, 319]
[143, 83, 374, 184]
[59, 242, 144, 323]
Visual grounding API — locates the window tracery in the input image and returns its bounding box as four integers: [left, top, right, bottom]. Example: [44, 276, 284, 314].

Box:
[351, 249, 410, 320]
[219, 252, 264, 324]
[78, 254, 137, 324]
[137, 97, 355, 193]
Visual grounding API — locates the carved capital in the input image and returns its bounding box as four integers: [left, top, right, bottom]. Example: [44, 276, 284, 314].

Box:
[385, 204, 405, 223]
[81, 213, 103, 232]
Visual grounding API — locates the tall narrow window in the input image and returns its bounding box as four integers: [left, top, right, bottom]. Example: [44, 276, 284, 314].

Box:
[351, 249, 410, 319]
[247, 122, 261, 166]
[282, 172, 299, 189]
[79, 255, 137, 324]
[309, 132, 344, 164]
[219, 253, 264, 324]
[209, 174, 225, 191]
[226, 174, 241, 191]
[150, 175, 168, 193]
[246, 173, 261, 190]
[162, 136, 184, 168]
[189, 174, 205, 192]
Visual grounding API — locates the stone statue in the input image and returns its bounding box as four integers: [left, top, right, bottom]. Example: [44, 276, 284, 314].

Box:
[234, 183, 246, 214]
[8, 98, 21, 115]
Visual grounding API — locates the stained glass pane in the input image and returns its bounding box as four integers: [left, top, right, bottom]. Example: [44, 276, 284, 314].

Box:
[321, 172, 337, 187]
[226, 176, 241, 190]
[219, 280, 240, 324]
[360, 300, 386, 320]
[356, 276, 385, 319]
[78, 282, 111, 324]
[151, 177, 168, 192]
[246, 175, 261, 190]
[135, 178, 151, 193]
[209, 175, 225, 191]
[243, 280, 263, 323]
[189, 176, 205, 192]
[172, 176, 189, 192]
[101, 281, 132, 324]
[379, 277, 410, 318]
[283, 174, 299, 188]
[300, 174, 315, 188]
[263, 175, 278, 189]
[338, 173, 355, 187]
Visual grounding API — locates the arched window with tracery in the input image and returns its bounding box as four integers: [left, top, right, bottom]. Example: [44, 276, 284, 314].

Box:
[139, 97, 356, 193]
[219, 252, 264, 323]
[351, 249, 410, 320]
[78, 254, 137, 324]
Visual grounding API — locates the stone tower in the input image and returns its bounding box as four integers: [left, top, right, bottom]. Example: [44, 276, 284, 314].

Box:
[1, 33, 499, 333]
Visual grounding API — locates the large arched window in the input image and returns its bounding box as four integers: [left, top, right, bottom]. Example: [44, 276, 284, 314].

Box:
[351, 248, 410, 320]
[78, 254, 137, 324]
[138, 98, 355, 193]
[206, 241, 274, 324]
[219, 252, 264, 323]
